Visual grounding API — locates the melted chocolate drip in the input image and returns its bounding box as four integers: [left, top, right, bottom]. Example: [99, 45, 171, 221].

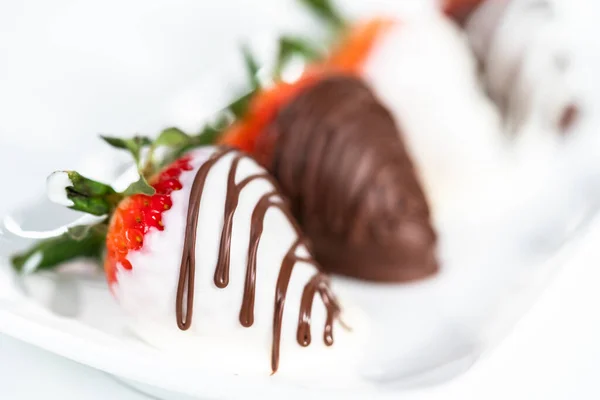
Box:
[175, 147, 340, 373]
[271, 239, 339, 372]
[257, 75, 438, 282]
[559, 103, 579, 134]
[444, 0, 485, 26]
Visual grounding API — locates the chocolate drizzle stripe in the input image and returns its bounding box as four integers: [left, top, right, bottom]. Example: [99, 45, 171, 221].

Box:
[297, 274, 338, 347]
[177, 147, 236, 330]
[271, 239, 301, 373]
[240, 191, 279, 328]
[175, 147, 341, 373]
[215, 157, 270, 288]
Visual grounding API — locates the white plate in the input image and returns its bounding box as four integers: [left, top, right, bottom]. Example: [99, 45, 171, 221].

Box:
[1, 0, 600, 398]
[0, 201, 597, 400]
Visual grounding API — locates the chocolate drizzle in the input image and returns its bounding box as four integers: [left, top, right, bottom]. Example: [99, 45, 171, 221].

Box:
[298, 273, 337, 347]
[257, 75, 438, 282]
[558, 103, 579, 134]
[175, 147, 341, 373]
[444, 0, 485, 26]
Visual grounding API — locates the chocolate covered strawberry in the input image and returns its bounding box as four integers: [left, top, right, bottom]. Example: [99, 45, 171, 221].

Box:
[13, 139, 359, 376]
[212, 2, 503, 282]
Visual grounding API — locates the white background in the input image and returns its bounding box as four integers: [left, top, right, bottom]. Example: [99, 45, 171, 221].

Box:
[1, 0, 600, 398]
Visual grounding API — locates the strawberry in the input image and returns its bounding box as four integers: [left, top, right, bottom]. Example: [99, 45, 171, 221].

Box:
[13, 141, 352, 375]
[9, 0, 365, 376]
[104, 155, 193, 284]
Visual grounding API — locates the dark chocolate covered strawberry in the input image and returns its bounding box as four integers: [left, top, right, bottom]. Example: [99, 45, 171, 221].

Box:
[215, 9, 441, 282]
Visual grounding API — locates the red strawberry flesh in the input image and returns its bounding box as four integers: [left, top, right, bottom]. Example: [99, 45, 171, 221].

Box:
[104, 156, 193, 284]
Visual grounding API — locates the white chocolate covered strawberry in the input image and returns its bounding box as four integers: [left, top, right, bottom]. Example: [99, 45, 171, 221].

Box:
[15, 144, 359, 378]
[108, 146, 357, 375]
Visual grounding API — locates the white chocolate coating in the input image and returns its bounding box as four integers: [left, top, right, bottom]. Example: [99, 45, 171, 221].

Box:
[362, 11, 505, 219]
[110, 147, 363, 380]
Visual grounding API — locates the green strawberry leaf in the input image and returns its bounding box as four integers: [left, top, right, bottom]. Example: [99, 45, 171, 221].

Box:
[192, 125, 223, 147]
[275, 36, 323, 79]
[280, 36, 323, 61]
[67, 194, 117, 216]
[121, 175, 156, 197]
[160, 89, 255, 166]
[100, 135, 152, 165]
[65, 171, 117, 197]
[298, 0, 346, 30]
[100, 135, 152, 150]
[48, 171, 122, 216]
[242, 45, 261, 90]
[227, 91, 255, 120]
[154, 127, 191, 147]
[11, 224, 107, 273]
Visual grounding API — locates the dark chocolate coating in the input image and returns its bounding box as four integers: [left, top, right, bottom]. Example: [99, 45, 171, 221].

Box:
[256, 75, 438, 282]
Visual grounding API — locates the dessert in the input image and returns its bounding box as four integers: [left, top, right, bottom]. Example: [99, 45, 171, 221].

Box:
[254, 75, 437, 282]
[16, 143, 359, 375]
[217, 5, 503, 281]
[9, 0, 510, 380]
